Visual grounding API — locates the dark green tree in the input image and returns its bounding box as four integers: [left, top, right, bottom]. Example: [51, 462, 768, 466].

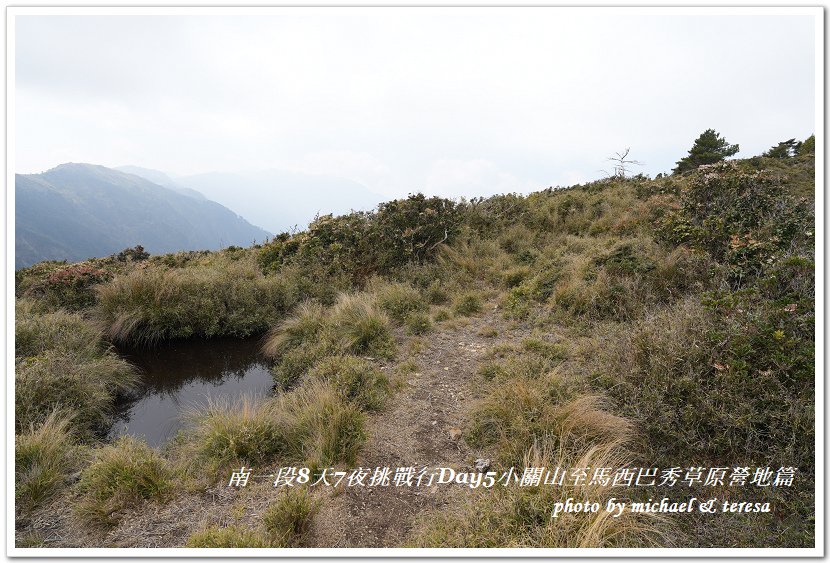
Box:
[763, 138, 797, 158]
[673, 129, 739, 174]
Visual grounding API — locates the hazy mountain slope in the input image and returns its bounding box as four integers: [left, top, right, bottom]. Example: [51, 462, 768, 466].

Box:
[15, 163, 271, 269]
[115, 165, 207, 200]
[175, 170, 385, 234]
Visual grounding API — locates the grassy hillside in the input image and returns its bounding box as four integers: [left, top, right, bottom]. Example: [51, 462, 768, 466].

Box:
[14, 143, 815, 548]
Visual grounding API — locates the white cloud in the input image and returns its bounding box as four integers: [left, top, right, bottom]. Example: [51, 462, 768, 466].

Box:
[14, 10, 817, 201]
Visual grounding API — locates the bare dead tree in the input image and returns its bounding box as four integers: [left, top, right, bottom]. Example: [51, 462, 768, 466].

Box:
[606, 148, 644, 179]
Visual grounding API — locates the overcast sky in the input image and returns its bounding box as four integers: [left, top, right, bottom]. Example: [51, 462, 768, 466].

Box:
[15, 9, 817, 200]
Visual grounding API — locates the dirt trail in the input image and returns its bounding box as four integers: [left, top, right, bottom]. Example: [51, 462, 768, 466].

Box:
[307, 307, 527, 547]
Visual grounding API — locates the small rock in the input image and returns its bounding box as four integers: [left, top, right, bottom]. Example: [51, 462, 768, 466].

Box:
[474, 458, 491, 472]
[431, 420, 437, 425]
[449, 427, 462, 440]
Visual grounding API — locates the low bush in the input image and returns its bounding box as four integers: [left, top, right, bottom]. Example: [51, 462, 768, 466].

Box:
[658, 162, 812, 287]
[16, 262, 112, 311]
[601, 295, 813, 467]
[257, 194, 461, 282]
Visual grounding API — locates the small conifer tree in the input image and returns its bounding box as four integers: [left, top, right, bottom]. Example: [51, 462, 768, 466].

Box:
[673, 129, 739, 174]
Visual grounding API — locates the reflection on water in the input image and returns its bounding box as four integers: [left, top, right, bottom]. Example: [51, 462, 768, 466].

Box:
[109, 337, 274, 447]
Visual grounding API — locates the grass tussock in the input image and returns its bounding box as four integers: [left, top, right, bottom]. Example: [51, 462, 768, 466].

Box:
[329, 293, 396, 358]
[15, 303, 137, 438]
[186, 487, 318, 548]
[411, 426, 672, 548]
[452, 291, 484, 317]
[263, 292, 396, 388]
[76, 437, 173, 528]
[15, 299, 102, 359]
[15, 411, 77, 511]
[307, 355, 390, 411]
[371, 280, 428, 323]
[185, 382, 365, 474]
[262, 487, 318, 547]
[186, 525, 271, 548]
[95, 257, 297, 345]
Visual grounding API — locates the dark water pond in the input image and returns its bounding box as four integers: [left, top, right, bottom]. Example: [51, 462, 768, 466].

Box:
[109, 337, 274, 447]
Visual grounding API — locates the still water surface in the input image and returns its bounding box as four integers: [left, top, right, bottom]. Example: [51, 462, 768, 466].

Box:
[109, 338, 273, 447]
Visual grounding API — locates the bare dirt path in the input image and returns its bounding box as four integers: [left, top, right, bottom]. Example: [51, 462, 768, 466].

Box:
[307, 306, 528, 547]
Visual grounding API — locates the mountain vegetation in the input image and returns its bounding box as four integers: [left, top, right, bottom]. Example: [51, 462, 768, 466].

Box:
[14, 135, 815, 549]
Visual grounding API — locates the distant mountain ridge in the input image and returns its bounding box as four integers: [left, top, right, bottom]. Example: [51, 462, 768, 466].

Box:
[15, 163, 271, 269]
[114, 165, 207, 201]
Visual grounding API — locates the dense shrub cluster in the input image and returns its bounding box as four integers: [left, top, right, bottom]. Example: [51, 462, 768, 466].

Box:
[257, 194, 462, 281]
[658, 162, 812, 287]
[16, 262, 112, 310]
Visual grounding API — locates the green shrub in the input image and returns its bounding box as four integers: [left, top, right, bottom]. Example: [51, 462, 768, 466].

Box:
[602, 295, 814, 467]
[16, 263, 112, 310]
[258, 194, 460, 282]
[76, 437, 172, 527]
[658, 162, 812, 287]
